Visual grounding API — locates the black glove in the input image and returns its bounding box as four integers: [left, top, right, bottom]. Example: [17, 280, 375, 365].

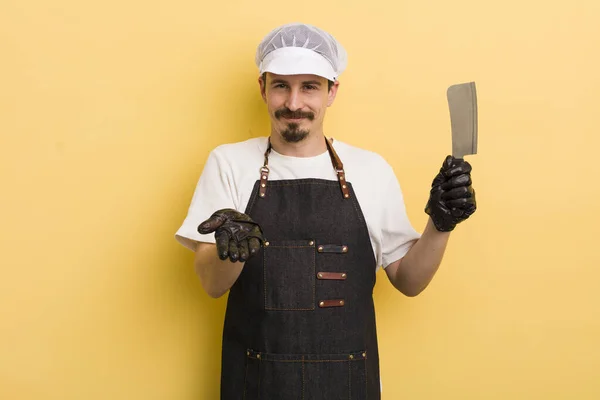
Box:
[425, 155, 477, 232]
[197, 209, 265, 262]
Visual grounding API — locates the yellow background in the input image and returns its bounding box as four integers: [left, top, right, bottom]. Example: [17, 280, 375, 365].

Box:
[2, 0, 599, 398]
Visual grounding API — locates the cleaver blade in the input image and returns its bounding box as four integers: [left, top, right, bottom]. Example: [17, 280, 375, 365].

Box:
[447, 82, 478, 159]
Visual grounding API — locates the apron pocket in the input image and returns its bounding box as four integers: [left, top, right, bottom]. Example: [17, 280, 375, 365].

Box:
[263, 239, 315, 310]
[243, 350, 368, 400]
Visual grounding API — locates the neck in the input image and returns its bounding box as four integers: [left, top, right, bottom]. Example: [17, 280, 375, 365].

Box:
[270, 130, 328, 157]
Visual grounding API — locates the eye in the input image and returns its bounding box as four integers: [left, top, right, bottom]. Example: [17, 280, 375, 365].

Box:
[303, 85, 317, 90]
[273, 83, 287, 89]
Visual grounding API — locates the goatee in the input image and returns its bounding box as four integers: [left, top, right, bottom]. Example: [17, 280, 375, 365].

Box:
[281, 123, 309, 143]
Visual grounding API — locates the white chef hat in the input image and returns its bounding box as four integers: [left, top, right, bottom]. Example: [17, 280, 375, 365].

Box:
[255, 23, 348, 82]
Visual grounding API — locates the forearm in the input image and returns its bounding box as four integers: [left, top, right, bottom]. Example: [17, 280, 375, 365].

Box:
[194, 243, 244, 298]
[388, 218, 450, 296]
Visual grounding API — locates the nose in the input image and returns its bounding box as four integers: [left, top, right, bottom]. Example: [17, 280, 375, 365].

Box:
[284, 87, 303, 111]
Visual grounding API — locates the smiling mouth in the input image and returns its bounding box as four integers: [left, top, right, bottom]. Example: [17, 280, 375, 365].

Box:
[282, 117, 307, 123]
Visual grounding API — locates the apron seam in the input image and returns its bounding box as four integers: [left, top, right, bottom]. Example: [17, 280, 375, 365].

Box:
[348, 359, 352, 400]
[302, 356, 305, 400]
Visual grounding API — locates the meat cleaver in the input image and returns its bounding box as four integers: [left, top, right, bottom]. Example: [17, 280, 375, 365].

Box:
[447, 82, 478, 159]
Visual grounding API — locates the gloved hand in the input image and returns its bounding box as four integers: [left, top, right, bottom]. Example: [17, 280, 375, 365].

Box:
[197, 209, 265, 262]
[425, 156, 477, 232]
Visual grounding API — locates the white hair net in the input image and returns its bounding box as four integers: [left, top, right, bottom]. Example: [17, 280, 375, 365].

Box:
[255, 23, 348, 81]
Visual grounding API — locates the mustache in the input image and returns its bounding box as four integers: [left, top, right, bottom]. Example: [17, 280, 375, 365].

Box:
[275, 108, 315, 121]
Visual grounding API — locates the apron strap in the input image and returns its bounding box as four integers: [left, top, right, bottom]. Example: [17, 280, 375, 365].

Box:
[325, 137, 350, 199]
[260, 136, 350, 199]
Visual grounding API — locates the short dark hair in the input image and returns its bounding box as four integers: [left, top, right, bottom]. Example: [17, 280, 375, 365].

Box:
[261, 72, 334, 91]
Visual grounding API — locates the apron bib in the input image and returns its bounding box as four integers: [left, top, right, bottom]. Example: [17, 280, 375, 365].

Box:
[220, 137, 381, 399]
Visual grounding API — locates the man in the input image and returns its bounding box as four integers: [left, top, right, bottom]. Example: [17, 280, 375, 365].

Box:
[175, 22, 476, 400]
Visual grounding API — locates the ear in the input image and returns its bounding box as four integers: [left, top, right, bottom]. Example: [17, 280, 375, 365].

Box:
[258, 74, 267, 103]
[327, 80, 340, 107]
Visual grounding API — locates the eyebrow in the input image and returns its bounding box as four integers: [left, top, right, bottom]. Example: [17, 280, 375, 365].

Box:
[270, 79, 323, 86]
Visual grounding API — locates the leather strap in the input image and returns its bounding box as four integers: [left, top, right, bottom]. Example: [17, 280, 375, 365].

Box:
[317, 272, 347, 280]
[260, 136, 350, 199]
[325, 138, 350, 199]
[318, 299, 345, 308]
[317, 244, 349, 254]
[258, 166, 269, 198]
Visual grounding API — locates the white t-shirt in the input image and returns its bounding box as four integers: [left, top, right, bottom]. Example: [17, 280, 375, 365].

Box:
[175, 137, 421, 270]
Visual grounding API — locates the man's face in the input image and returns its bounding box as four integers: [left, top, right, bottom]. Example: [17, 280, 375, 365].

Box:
[259, 73, 339, 143]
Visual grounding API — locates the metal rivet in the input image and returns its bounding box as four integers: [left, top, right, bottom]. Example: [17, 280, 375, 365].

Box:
[319, 301, 325, 307]
[339, 300, 344, 305]
[342, 185, 347, 189]
[260, 193, 265, 197]
[339, 176, 344, 180]
[349, 354, 354, 359]
[309, 241, 314, 246]
[344, 194, 349, 198]
[247, 351, 250, 356]
[256, 354, 261, 359]
[261, 183, 266, 187]
[262, 175, 267, 179]
[318, 246, 323, 251]
[362, 352, 366, 358]
[264, 242, 270, 247]
[341, 273, 347, 278]
[318, 273, 323, 278]
[342, 246, 348, 252]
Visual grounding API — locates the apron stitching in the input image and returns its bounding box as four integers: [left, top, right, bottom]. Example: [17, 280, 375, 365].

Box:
[263, 248, 267, 310]
[257, 355, 262, 399]
[243, 355, 248, 400]
[266, 182, 338, 187]
[349, 191, 367, 231]
[365, 356, 368, 400]
[267, 246, 312, 248]
[245, 182, 260, 214]
[312, 246, 316, 310]
[249, 358, 359, 362]
[301, 356, 305, 400]
[349, 188, 378, 282]
[348, 359, 351, 400]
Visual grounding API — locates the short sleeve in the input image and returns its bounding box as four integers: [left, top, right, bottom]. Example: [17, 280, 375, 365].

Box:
[175, 150, 236, 251]
[380, 165, 421, 268]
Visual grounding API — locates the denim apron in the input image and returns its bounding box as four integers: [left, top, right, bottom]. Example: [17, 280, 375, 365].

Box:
[220, 137, 381, 399]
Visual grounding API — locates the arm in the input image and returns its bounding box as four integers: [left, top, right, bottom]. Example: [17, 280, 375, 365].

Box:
[174, 150, 262, 298]
[194, 243, 245, 298]
[385, 218, 450, 297]
[385, 155, 476, 297]
[194, 209, 264, 298]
